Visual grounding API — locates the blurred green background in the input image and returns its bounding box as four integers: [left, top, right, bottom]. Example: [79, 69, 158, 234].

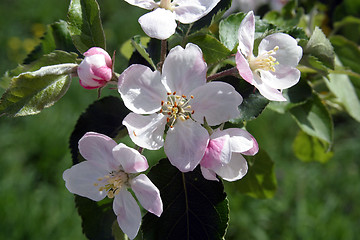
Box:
[0, 0, 359, 239]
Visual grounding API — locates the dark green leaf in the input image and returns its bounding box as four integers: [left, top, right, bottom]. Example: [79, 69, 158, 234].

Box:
[69, 96, 131, 240]
[331, 35, 360, 75]
[0, 51, 78, 117]
[290, 93, 333, 145]
[268, 80, 313, 114]
[304, 27, 335, 70]
[188, 34, 231, 64]
[67, 0, 106, 53]
[142, 159, 229, 240]
[293, 130, 333, 163]
[235, 149, 277, 199]
[69, 96, 130, 165]
[131, 36, 156, 70]
[24, 20, 78, 64]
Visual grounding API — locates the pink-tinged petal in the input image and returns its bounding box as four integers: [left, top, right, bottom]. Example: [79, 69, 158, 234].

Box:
[165, 120, 209, 172]
[78, 132, 118, 172]
[84, 47, 112, 67]
[162, 43, 207, 95]
[260, 66, 300, 90]
[258, 33, 303, 67]
[235, 51, 254, 84]
[242, 134, 259, 156]
[113, 189, 141, 240]
[124, 0, 158, 10]
[173, 0, 220, 23]
[130, 174, 163, 217]
[138, 8, 177, 40]
[222, 128, 256, 153]
[253, 74, 287, 101]
[123, 113, 167, 150]
[214, 153, 248, 181]
[190, 82, 242, 126]
[118, 64, 167, 114]
[238, 11, 255, 58]
[112, 143, 148, 173]
[63, 161, 108, 201]
[200, 166, 219, 181]
[201, 132, 231, 169]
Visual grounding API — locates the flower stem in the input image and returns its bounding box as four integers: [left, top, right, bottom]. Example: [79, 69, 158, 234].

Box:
[207, 67, 238, 82]
[158, 40, 168, 71]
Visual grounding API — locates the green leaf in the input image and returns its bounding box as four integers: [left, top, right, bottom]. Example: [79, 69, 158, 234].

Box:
[0, 51, 78, 117]
[188, 34, 231, 65]
[131, 36, 156, 70]
[67, 0, 106, 53]
[1, 51, 78, 90]
[268, 80, 313, 114]
[293, 130, 333, 163]
[330, 35, 360, 75]
[219, 12, 246, 51]
[304, 27, 335, 70]
[290, 93, 333, 145]
[24, 20, 77, 64]
[142, 159, 229, 240]
[324, 71, 360, 122]
[235, 149, 277, 199]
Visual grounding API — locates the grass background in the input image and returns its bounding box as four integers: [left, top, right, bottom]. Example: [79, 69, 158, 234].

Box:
[0, 0, 360, 239]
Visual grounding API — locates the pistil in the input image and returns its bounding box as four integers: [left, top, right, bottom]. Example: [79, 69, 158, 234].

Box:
[94, 170, 129, 198]
[249, 46, 279, 72]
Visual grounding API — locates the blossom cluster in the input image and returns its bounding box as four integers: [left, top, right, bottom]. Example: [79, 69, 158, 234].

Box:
[65, 2, 303, 239]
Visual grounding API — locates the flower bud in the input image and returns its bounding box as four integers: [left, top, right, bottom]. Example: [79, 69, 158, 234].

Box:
[77, 47, 112, 89]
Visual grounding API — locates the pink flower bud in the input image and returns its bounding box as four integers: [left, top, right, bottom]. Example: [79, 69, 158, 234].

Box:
[77, 47, 113, 89]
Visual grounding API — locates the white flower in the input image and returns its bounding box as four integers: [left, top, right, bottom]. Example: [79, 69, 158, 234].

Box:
[124, 0, 220, 39]
[63, 132, 163, 240]
[200, 128, 258, 181]
[235, 11, 303, 101]
[118, 43, 242, 172]
[77, 47, 113, 89]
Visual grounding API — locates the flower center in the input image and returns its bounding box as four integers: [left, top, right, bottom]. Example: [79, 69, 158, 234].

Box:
[160, 91, 195, 128]
[94, 170, 129, 198]
[249, 46, 279, 72]
[159, 0, 174, 10]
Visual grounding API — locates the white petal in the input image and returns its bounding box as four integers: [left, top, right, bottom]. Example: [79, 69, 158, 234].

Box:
[173, 0, 220, 24]
[138, 8, 177, 40]
[130, 174, 163, 217]
[123, 113, 167, 150]
[237, 11, 255, 58]
[222, 128, 256, 153]
[112, 143, 148, 173]
[215, 153, 248, 181]
[118, 64, 167, 114]
[253, 74, 287, 101]
[258, 33, 303, 67]
[78, 132, 118, 172]
[235, 51, 254, 84]
[190, 82, 242, 126]
[124, 0, 158, 10]
[260, 66, 301, 90]
[200, 166, 219, 181]
[63, 161, 107, 201]
[162, 43, 207, 95]
[201, 132, 231, 169]
[165, 120, 209, 172]
[113, 189, 141, 240]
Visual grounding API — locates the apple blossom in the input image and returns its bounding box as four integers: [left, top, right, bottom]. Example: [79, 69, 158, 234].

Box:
[118, 43, 242, 172]
[63, 132, 162, 240]
[235, 11, 303, 101]
[200, 128, 259, 181]
[77, 47, 113, 89]
[123, 0, 220, 40]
